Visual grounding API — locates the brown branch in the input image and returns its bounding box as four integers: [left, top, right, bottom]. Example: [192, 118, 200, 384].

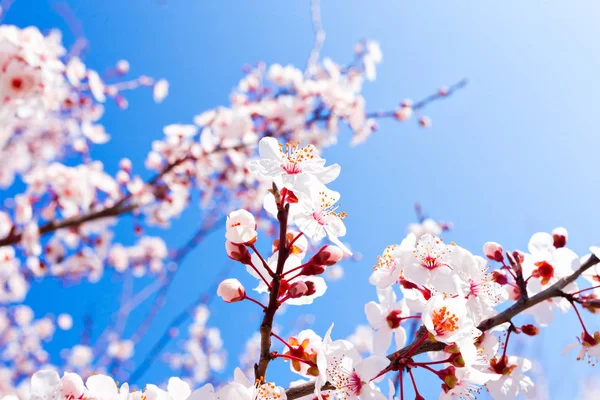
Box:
[0, 155, 191, 249]
[507, 251, 528, 302]
[285, 253, 600, 399]
[254, 202, 290, 381]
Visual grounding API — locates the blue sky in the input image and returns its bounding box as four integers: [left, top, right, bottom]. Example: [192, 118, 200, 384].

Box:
[5, 0, 600, 398]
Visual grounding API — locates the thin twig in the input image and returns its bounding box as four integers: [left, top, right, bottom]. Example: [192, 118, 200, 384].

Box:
[126, 261, 233, 384]
[305, 0, 326, 76]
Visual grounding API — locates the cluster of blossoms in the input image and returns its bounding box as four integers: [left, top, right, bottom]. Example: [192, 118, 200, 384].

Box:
[0, 306, 74, 392]
[0, 3, 480, 398]
[19, 133, 600, 400]
[162, 304, 227, 387]
[0, 25, 167, 187]
[0, 22, 169, 301]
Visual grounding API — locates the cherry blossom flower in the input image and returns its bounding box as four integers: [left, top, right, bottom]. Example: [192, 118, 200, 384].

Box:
[369, 234, 416, 289]
[451, 246, 507, 323]
[485, 356, 536, 400]
[281, 329, 322, 377]
[248, 137, 340, 191]
[293, 187, 350, 254]
[563, 331, 600, 365]
[440, 367, 499, 400]
[153, 79, 169, 103]
[365, 287, 409, 354]
[403, 234, 455, 293]
[422, 295, 479, 364]
[315, 325, 389, 400]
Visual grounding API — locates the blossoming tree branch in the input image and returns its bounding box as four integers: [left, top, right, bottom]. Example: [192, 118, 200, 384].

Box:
[0, 0, 479, 398]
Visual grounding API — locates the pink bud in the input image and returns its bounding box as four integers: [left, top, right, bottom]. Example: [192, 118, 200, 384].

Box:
[119, 158, 132, 172]
[225, 241, 252, 265]
[492, 271, 508, 285]
[552, 227, 568, 248]
[116, 60, 130, 74]
[483, 242, 504, 262]
[520, 324, 540, 336]
[513, 249, 525, 264]
[401, 98, 413, 108]
[116, 96, 129, 110]
[310, 245, 344, 266]
[394, 106, 412, 121]
[225, 209, 257, 245]
[217, 278, 245, 303]
[419, 116, 432, 128]
[288, 281, 309, 298]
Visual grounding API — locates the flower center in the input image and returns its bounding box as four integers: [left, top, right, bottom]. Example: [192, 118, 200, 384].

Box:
[346, 371, 364, 395]
[420, 254, 441, 270]
[373, 245, 398, 271]
[533, 261, 554, 285]
[469, 279, 480, 296]
[11, 77, 23, 90]
[386, 310, 403, 329]
[327, 355, 365, 397]
[431, 306, 459, 336]
[413, 237, 449, 271]
[278, 141, 315, 175]
[489, 356, 517, 375]
[313, 191, 347, 226]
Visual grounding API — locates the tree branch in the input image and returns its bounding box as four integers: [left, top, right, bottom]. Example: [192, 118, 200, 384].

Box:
[284, 253, 600, 399]
[254, 203, 290, 381]
[0, 155, 191, 249]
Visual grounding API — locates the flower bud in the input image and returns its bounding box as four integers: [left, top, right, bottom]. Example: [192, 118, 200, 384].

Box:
[419, 116, 432, 128]
[225, 241, 252, 265]
[394, 105, 412, 121]
[301, 263, 326, 276]
[310, 245, 344, 266]
[492, 271, 508, 285]
[280, 187, 298, 204]
[116, 60, 130, 74]
[450, 354, 465, 368]
[304, 281, 317, 296]
[217, 278, 245, 303]
[483, 242, 504, 262]
[552, 227, 568, 248]
[288, 281, 309, 298]
[225, 209, 257, 245]
[512, 249, 525, 264]
[582, 297, 600, 314]
[520, 324, 540, 336]
[119, 158, 132, 172]
[437, 366, 457, 389]
[57, 314, 73, 330]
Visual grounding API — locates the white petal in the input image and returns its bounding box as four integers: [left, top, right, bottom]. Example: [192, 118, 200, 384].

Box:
[354, 355, 390, 381]
[167, 377, 191, 400]
[85, 375, 118, 399]
[258, 137, 284, 162]
[31, 370, 61, 398]
[373, 328, 393, 355]
[188, 383, 214, 400]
